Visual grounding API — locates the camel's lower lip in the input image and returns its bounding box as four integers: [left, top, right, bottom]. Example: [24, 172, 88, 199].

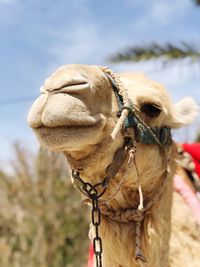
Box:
[31, 113, 106, 130]
[33, 119, 107, 151]
[33, 119, 106, 139]
[36, 121, 102, 131]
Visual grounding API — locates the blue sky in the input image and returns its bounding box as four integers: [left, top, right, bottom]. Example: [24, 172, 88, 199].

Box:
[0, 0, 200, 165]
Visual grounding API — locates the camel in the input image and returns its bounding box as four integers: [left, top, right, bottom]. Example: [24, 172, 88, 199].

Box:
[27, 64, 200, 267]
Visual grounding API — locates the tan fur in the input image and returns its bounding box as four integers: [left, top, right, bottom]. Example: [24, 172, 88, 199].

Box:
[28, 64, 200, 267]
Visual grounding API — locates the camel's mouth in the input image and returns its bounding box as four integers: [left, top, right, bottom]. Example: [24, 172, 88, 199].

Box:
[37, 120, 103, 131]
[31, 112, 106, 130]
[33, 117, 107, 151]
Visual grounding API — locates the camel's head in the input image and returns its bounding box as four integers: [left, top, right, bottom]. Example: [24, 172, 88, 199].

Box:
[28, 64, 198, 158]
[28, 65, 116, 155]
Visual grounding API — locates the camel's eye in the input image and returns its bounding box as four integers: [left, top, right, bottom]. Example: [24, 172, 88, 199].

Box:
[141, 103, 161, 118]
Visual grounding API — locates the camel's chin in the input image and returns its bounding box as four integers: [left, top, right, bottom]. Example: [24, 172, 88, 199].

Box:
[33, 119, 107, 152]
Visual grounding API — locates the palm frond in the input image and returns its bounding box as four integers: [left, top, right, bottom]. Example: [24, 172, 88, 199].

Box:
[193, 0, 200, 6]
[109, 43, 200, 63]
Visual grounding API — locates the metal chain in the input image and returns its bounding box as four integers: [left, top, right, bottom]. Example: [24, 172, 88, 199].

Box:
[71, 138, 133, 267]
[72, 171, 104, 267]
[92, 197, 103, 267]
[72, 170, 108, 198]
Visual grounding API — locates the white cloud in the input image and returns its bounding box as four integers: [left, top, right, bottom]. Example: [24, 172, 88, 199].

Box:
[0, 0, 17, 4]
[150, 0, 189, 25]
[125, 0, 190, 30]
[47, 24, 100, 64]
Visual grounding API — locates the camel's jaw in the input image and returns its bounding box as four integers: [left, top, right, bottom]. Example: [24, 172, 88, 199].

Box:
[31, 115, 107, 152]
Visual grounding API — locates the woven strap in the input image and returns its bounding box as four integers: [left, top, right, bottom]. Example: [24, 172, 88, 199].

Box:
[101, 170, 169, 262]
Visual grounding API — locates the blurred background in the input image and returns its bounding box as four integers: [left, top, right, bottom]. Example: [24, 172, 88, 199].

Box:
[0, 0, 199, 266]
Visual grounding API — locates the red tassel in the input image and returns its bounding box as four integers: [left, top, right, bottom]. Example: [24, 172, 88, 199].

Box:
[88, 243, 94, 267]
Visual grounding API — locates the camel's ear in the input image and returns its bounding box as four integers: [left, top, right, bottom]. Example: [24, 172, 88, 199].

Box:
[169, 97, 199, 129]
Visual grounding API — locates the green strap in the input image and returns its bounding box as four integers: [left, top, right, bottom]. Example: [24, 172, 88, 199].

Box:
[105, 73, 172, 146]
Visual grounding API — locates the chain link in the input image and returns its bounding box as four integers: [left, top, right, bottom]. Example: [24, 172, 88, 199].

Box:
[92, 198, 103, 267]
[72, 171, 104, 267]
[71, 138, 133, 267]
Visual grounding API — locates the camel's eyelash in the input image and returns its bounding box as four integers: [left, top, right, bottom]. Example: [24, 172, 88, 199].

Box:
[140, 103, 162, 118]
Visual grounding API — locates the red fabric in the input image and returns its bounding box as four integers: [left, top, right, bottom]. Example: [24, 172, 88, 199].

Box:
[88, 243, 94, 267]
[182, 143, 200, 178]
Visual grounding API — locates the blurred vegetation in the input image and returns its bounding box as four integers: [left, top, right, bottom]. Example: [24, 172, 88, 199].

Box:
[193, 0, 200, 5]
[109, 43, 200, 64]
[0, 144, 89, 267]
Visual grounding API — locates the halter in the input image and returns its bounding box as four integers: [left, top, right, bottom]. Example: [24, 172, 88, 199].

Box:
[104, 72, 172, 146]
[71, 67, 172, 267]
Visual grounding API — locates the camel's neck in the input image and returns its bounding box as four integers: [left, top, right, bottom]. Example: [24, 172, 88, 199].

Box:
[65, 137, 177, 267]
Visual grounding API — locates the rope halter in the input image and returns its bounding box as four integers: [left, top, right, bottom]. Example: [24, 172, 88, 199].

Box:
[71, 66, 173, 266]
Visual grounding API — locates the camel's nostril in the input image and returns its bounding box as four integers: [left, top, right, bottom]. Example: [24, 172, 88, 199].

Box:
[48, 82, 90, 94]
[43, 72, 89, 93]
[48, 80, 88, 92]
